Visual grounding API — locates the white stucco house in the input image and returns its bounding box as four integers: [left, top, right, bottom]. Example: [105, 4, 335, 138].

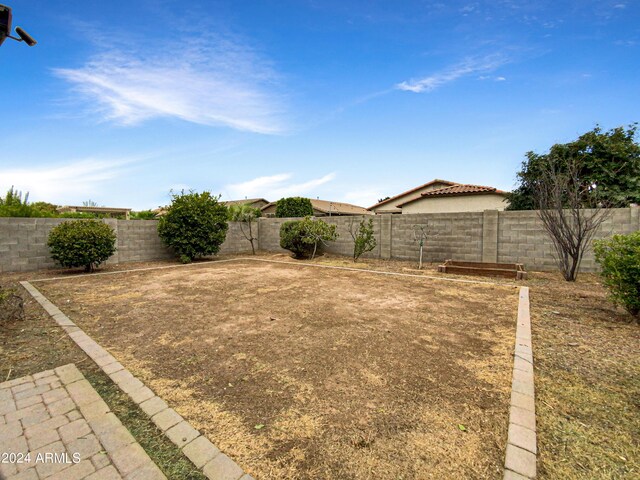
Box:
[368, 180, 510, 214]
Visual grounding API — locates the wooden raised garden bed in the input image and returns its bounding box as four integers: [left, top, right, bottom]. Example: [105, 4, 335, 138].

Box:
[438, 259, 527, 280]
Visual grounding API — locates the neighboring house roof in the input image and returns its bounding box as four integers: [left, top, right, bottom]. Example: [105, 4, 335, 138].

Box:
[57, 206, 131, 213]
[262, 198, 371, 216]
[397, 184, 509, 207]
[222, 198, 269, 207]
[367, 179, 459, 210]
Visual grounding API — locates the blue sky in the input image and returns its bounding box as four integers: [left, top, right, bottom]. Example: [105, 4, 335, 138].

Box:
[1, 0, 638, 210]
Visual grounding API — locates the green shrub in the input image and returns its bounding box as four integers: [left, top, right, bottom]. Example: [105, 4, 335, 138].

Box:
[47, 220, 117, 272]
[280, 220, 314, 259]
[58, 212, 100, 219]
[157, 190, 228, 263]
[275, 197, 314, 218]
[0, 187, 45, 217]
[594, 232, 640, 318]
[350, 217, 376, 262]
[130, 210, 157, 220]
[280, 216, 338, 259]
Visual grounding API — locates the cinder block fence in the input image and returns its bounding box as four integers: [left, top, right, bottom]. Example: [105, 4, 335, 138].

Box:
[1, 207, 638, 273]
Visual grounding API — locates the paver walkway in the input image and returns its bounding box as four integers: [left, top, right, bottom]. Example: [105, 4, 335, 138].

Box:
[0, 364, 165, 480]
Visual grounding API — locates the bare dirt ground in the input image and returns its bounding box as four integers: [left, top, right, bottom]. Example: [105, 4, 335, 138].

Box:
[34, 258, 518, 480]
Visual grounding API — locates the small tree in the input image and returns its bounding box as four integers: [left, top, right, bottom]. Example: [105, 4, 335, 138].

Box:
[280, 220, 312, 259]
[47, 220, 116, 272]
[594, 232, 640, 319]
[413, 224, 438, 269]
[349, 216, 376, 262]
[280, 216, 338, 259]
[228, 204, 261, 254]
[157, 190, 228, 263]
[535, 155, 611, 281]
[275, 197, 314, 218]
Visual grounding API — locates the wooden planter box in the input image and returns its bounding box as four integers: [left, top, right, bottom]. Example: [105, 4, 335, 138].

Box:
[437, 259, 527, 280]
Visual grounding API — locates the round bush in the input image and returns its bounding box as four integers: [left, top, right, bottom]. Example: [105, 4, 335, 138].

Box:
[157, 191, 229, 263]
[279, 217, 338, 259]
[594, 231, 640, 318]
[279, 220, 314, 258]
[275, 197, 314, 218]
[47, 220, 116, 272]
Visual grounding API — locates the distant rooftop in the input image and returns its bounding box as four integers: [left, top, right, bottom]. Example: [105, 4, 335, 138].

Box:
[397, 184, 508, 206]
[262, 198, 371, 216]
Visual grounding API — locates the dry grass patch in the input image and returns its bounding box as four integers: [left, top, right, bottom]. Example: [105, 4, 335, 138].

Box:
[36, 260, 518, 480]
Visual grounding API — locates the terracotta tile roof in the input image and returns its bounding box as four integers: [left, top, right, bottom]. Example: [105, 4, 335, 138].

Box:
[396, 184, 509, 206]
[262, 198, 371, 215]
[420, 184, 508, 196]
[367, 179, 459, 210]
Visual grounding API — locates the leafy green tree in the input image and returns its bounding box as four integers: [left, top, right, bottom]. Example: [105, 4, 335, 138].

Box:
[275, 197, 314, 217]
[47, 220, 117, 272]
[31, 202, 59, 216]
[130, 210, 157, 220]
[594, 232, 640, 319]
[157, 190, 228, 263]
[280, 216, 338, 259]
[377, 196, 390, 203]
[349, 216, 376, 262]
[228, 203, 261, 254]
[508, 124, 640, 210]
[0, 187, 43, 217]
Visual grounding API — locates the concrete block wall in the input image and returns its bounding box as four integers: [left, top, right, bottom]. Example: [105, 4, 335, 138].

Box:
[0, 218, 70, 272]
[498, 208, 640, 272]
[0, 218, 252, 273]
[1, 208, 637, 273]
[321, 216, 383, 259]
[389, 212, 484, 263]
[219, 222, 257, 254]
[115, 220, 173, 263]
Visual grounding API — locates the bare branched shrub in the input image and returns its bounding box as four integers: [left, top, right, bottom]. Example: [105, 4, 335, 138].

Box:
[535, 156, 611, 281]
[0, 287, 24, 323]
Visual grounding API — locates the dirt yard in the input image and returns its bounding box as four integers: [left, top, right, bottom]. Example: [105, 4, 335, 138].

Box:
[34, 259, 518, 480]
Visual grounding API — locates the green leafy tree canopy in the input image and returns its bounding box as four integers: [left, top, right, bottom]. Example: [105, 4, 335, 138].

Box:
[157, 190, 229, 263]
[508, 124, 640, 210]
[275, 197, 314, 218]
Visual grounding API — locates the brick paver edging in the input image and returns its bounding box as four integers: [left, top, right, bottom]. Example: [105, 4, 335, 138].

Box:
[504, 287, 537, 479]
[19, 281, 254, 480]
[0, 364, 165, 480]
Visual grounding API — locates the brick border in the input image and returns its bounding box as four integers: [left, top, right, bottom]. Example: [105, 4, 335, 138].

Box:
[504, 286, 537, 479]
[19, 281, 254, 480]
[1, 364, 166, 479]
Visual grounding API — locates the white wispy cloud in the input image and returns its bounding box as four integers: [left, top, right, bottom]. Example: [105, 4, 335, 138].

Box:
[53, 32, 286, 134]
[342, 188, 384, 208]
[225, 173, 336, 200]
[396, 54, 508, 93]
[0, 158, 134, 205]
